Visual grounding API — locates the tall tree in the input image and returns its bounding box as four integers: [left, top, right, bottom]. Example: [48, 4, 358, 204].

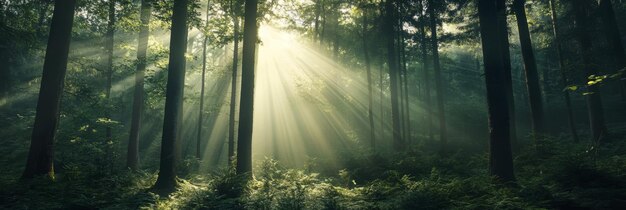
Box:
[104, 0, 116, 169]
[153, 0, 189, 194]
[598, 0, 626, 99]
[497, 0, 517, 149]
[197, 0, 211, 159]
[419, 0, 433, 140]
[236, 0, 259, 176]
[427, 0, 447, 149]
[22, 0, 77, 179]
[512, 0, 545, 136]
[571, 0, 607, 143]
[477, 0, 516, 182]
[384, 0, 403, 151]
[228, 0, 241, 162]
[361, 4, 375, 148]
[548, 0, 578, 141]
[127, 0, 152, 171]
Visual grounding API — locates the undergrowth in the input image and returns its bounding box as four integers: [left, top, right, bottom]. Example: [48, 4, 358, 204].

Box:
[1, 134, 626, 209]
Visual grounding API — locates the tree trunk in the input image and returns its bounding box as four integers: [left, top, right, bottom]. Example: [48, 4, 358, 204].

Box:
[548, 0, 578, 141]
[153, 0, 189, 194]
[572, 0, 607, 143]
[104, 0, 116, 172]
[22, 0, 76, 179]
[419, 0, 433, 140]
[401, 33, 411, 143]
[197, 0, 211, 159]
[496, 0, 517, 150]
[362, 10, 375, 149]
[384, 0, 403, 151]
[513, 0, 545, 137]
[598, 0, 626, 99]
[314, 0, 321, 42]
[236, 0, 259, 176]
[477, 0, 516, 182]
[396, 24, 406, 142]
[228, 1, 240, 163]
[428, 0, 447, 149]
[127, 0, 152, 171]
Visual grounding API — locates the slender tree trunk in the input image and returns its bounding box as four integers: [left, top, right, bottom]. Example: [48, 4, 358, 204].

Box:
[384, 0, 403, 151]
[236, 0, 259, 176]
[598, 0, 626, 99]
[496, 0, 517, 149]
[477, 0, 515, 182]
[314, 0, 321, 41]
[127, 0, 152, 171]
[22, 0, 76, 179]
[513, 0, 545, 137]
[362, 10, 375, 149]
[228, 2, 240, 162]
[396, 24, 406, 141]
[197, 0, 211, 159]
[401, 33, 411, 143]
[548, 0, 578, 141]
[419, 1, 433, 140]
[153, 0, 189, 194]
[428, 0, 447, 149]
[380, 61, 385, 142]
[572, 0, 607, 143]
[104, 0, 116, 172]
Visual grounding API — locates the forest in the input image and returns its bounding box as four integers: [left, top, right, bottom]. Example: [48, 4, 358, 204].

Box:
[1, 0, 626, 209]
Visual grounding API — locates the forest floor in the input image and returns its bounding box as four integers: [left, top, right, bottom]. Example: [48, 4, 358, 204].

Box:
[1, 127, 626, 209]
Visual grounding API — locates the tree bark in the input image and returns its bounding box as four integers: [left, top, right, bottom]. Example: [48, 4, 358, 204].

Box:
[104, 0, 116, 172]
[477, 0, 516, 182]
[153, 0, 189, 194]
[127, 0, 152, 171]
[419, 0, 433, 140]
[548, 0, 578, 141]
[513, 0, 545, 137]
[428, 0, 447, 149]
[384, 0, 403, 151]
[496, 0, 517, 150]
[22, 0, 76, 179]
[572, 0, 607, 143]
[401, 32, 411, 143]
[228, 0, 240, 163]
[197, 0, 211, 159]
[362, 9, 375, 149]
[236, 0, 259, 176]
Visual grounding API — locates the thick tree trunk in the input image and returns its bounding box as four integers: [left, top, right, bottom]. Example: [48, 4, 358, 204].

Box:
[477, 0, 516, 182]
[153, 0, 189, 194]
[384, 0, 403, 151]
[496, 0, 517, 149]
[197, 0, 211, 159]
[598, 0, 626, 99]
[548, 0, 578, 141]
[362, 11, 375, 149]
[513, 0, 545, 136]
[22, 0, 76, 179]
[236, 0, 259, 176]
[572, 0, 607, 143]
[228, 3, 240, 162]
[428, 0, 447, 149]
[127, 0, 152, 171]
